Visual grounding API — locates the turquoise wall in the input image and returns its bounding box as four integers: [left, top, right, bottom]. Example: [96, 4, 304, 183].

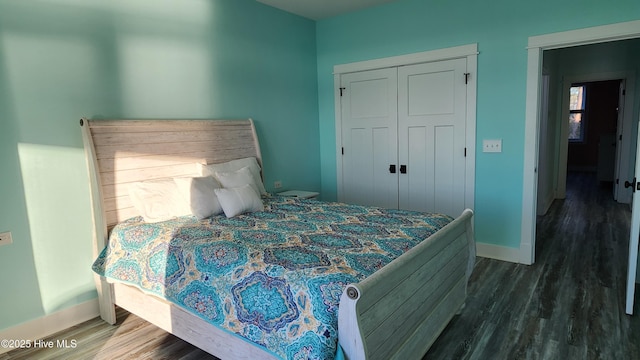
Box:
[0, 0, 318, 330]
[2, 0, 639, 334]
[316, 0, 640, 248]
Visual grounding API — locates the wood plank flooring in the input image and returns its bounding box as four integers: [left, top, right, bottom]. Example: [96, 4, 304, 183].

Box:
[426, 172, 640, 359]
[0, 306, 217, 360]
[3, 172, 638, 359]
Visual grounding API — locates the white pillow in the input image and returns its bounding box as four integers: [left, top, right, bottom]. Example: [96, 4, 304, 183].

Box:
[128, 179, 191, 223]
[200, 157, 267, 195]
[214, 166, 261, 196]
[173, 176, 223, 219]
[214, 184, 264, 218]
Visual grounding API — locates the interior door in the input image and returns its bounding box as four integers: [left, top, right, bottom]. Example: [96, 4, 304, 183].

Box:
[341, 68, 398, 208]
[397, 58, 468, 217]
[625, 124, 640, 315]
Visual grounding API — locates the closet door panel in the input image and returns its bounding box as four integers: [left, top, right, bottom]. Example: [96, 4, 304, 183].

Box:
[401, 125, 457, 214]
[404, 126, 432, 211]
[433, 125, 456, 215]
[407, 71, 455, 115]
[398, 58, 467, 217]
[344, 128, 373, 206]
[341, 68, 398, 208]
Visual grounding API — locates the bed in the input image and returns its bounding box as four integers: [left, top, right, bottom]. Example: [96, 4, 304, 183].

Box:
[81, 118, 475, 360]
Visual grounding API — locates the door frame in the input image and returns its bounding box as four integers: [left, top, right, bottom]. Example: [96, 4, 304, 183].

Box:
[521, 20, 640, 265]
[333, 43, 478, 212]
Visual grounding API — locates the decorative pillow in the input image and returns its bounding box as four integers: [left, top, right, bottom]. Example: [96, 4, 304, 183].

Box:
[128, 179, 191, 223]
[214, 184, 264, 218]
[199, 157, 267, 195]
[214, 166, 261, 196]
[173, 176, 223, 219]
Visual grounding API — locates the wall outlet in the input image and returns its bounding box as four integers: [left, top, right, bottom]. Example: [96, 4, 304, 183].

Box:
[274, 180, 282, 189]
[0, 231, 12, 246]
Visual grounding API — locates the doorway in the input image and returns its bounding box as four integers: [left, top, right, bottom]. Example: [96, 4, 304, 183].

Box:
[565, 80, 621, 185]
[523, 20, 640, 314]
[521, 21, 640, 265]
[552, 69, 633, 206]
[542, 77, 624, 213]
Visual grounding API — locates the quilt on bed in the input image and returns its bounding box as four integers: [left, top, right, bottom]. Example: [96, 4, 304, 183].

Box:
[92, 196, 453, 360]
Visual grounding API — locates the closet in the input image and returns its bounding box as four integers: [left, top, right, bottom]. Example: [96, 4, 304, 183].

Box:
[336, 51, 475, 218]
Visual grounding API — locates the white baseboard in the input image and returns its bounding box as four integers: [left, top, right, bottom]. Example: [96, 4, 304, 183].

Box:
[476, 242, 521, 264]
[537, 192, 556, 216]
[0, 298, 99, 355]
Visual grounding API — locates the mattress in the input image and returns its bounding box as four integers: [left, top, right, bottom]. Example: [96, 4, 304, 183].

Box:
[92, 196, 453, 359]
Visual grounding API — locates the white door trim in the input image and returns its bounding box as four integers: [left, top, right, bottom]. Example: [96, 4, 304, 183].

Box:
[333, 44, 478, 74]
[527, 20, 640, 50]
[521, 20, 640, 265]
[334, 44, 477, 213]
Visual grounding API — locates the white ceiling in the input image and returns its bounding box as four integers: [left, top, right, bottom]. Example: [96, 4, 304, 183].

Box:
[256, 0, 398, 20]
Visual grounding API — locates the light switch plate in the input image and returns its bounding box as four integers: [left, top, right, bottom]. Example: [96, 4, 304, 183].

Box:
[0, 231, 12, 246]
[483, 139, 502, 153]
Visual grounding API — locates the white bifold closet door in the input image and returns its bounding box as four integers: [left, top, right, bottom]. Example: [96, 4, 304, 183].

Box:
[341, 67, 399, 209]
[341, 58, 468, 218]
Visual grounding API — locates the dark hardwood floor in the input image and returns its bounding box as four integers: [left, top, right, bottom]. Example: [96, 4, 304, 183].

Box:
[426, 171, 640, 359]
[0, 306, 217, 360]
[3, 171, 639, 359]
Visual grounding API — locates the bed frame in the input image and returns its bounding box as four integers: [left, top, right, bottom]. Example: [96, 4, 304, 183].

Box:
[80, 118, 475, 360]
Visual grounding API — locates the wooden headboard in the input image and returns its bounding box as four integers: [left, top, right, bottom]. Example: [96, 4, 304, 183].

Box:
[80, 118, 262, 257]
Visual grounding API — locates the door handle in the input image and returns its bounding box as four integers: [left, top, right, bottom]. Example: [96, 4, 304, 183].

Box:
[389, 164, 396, 174]
[625, 178, 636, 192]
[400, 165, 407, 174]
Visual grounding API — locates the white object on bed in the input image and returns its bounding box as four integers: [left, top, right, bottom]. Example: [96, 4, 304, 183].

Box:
[200, 157, 267, 195]
[173, 176, 223, 219]
[213, 166, 261, 196]
[214, 184, 264, 218]
[128, 179, 192, 223]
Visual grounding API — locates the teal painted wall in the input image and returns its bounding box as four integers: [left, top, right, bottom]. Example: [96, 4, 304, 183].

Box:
[316, 0, 640, 248]
[2, 0, 639, 334]
[0, 0, 318, 330]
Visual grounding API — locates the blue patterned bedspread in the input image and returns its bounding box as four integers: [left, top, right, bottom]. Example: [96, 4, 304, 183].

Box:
[92, 196, 453, 359]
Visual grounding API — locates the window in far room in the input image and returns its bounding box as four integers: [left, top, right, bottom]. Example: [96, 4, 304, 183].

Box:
[569, 84, 587, 142]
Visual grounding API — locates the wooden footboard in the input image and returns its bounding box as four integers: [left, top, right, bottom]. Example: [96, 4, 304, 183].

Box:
[338, 209, 474, 360]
